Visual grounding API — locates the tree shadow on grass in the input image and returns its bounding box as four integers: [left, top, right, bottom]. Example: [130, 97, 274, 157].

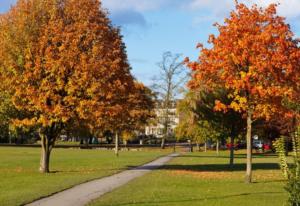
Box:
[178, 155, 245, 159]
[110, 191, 284, 206]
[129, 162, 279, 172]
[180, 153, 278, 159]
[162, 162, 280, 172]
[48, 168, 124, 174]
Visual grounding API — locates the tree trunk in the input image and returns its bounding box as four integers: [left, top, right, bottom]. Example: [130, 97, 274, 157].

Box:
[245, 109, 253, 183]
[85, 138, 89, 147]
[39, 135, 53, 173]
[204, 142, 207, 152]
[124, 140, 128, 151]
[9, 131, 12, 144]
[161, 137, 165, 149]
[196, 142, 200, 152]
[216, 140, 219, 156]
[229, 135, 235, 168]
[115, 132, 119, 156]
[190, 141, 193, 153]
[38, 123, 61, 173]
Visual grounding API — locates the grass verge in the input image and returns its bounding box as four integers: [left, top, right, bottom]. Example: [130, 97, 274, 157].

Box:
[89, 150, 287, 206]
[0, 147, 169, 206]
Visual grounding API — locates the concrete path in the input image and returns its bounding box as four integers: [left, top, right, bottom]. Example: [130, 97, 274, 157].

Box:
[26, 153, 178, 206]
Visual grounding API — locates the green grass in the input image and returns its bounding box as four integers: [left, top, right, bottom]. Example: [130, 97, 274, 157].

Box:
[0, 147, 169, 206]
[89, 150, 288, 206]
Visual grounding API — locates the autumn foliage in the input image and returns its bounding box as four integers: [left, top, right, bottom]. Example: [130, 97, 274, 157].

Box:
[187, 2, 300, 183]
[0, 0, 153, 172]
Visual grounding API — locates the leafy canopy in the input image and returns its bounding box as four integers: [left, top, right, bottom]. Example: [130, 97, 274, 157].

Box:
[187, 2, 300, 120]
[0, 0, 140, 132]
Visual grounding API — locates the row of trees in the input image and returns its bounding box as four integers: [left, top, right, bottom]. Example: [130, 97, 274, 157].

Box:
[0, 0, 154, 173]
[182, 2, 300, 184]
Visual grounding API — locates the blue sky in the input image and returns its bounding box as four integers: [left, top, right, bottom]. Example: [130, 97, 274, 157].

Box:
[1, 0, 300, 85]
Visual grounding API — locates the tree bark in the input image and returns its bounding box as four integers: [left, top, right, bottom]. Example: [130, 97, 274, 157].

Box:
[216, 140, 219, 156]
[161, 137, 165, 149]
[38, 123, 62, 173]
[190, 141, 193, 153]
[245, 109, 253, 183]
[204, 142, 207, 152]
[9, 131, 12, 144]
[196, 142, 200, 152]
[124, 140, 129, 151]
[115, 132, 119, 156]
[229, 135, 235, 168]
[39, 134, 53, 173]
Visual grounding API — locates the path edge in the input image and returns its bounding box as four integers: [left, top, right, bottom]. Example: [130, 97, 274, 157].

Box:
[23, 152, 177, 206]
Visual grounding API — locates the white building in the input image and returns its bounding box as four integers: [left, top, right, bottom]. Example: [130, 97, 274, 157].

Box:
[145, 101, 180, 138]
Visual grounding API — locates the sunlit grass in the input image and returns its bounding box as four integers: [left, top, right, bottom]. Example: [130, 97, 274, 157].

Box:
[0, 147, 169, 206]
[90, 150, 287, 206]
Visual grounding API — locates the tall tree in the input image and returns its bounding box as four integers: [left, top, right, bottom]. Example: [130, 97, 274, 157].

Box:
[176, 89, 244, 163]
[0, 91, 14, 143]
[152, 52, 187, 149]
[187, 2, 300, 182]
[197, 89, 244, 165]
[176, 91, 216, 152]
[0, 0, 137, 173]
[111, 82, 155, 156]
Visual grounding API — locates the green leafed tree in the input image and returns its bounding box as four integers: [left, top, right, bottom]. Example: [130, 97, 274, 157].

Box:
[176, 89, 244, 165]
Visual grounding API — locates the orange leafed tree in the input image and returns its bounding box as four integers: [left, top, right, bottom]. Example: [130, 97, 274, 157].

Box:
[0, 0, 137, 173]
[108, 81, 155, 156]
[116, 81, 155, 153]
[187, 2, 300, 183]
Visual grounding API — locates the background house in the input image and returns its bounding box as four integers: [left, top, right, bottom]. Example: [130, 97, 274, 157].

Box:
[145, 100, 180, 139]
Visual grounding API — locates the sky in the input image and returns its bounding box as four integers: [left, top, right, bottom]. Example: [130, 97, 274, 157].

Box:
[1, 0, 300, 85]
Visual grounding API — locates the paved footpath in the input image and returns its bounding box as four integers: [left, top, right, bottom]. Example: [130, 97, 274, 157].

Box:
[26, 153, 178, 206]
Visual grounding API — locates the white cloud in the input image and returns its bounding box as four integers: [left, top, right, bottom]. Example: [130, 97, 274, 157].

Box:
[102, 0, 170, 12]
[247, 0, 300, 18]
[187, 0, 300, 19]
[186, 0, 232, 10]
[101, 0, 300, 28]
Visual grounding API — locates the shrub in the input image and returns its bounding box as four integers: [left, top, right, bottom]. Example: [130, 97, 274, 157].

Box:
[274, 128, 300, 206]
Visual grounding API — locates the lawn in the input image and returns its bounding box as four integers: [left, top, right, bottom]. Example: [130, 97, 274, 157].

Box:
[89, 150, 288, 206]
[0, 147, 169, 206]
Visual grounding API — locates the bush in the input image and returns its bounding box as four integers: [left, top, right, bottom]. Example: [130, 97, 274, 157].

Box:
[274, 129, 300, 206]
